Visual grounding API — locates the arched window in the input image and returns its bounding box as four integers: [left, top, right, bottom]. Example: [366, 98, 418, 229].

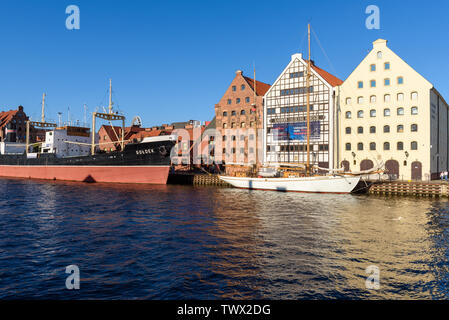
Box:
[241, 84, 246, 90]
[346, 98, 352, 105]
[357, 143, 364, 151]
[397, 125, 404, 133]
[357, 110, 364, 118]
[397, 93, 404, 101]
[370, 126, 376, 133]
[384, 125, 390, 133]
[397, 107, 404, 115]
[357, 126, 364, 134]
[345, 127, 351, 134]
[411, 141, 418, 150]
[345, 143, 351, 151]
[236, 98, 241, 104]
[411, 124, 418, 132]
[377, 51, 383, 59]
[223, 111, 228, 116]
[397, 142, 404, 150]
[384, 108, 391, 116]
[411, 107, 418, 115]
[357, 96, 364, 104]
[241, 122, 246, 128]
[370, 95, 377, 103]
[370, 109, 376, 117]
[231, 111, 236, 116]
[240, 110, 245, 115]
[223, 123, 227, 129]
[345, 111, 352, 119]
[411, 92, 418, 100]
[384, 142, 390, 150]
[370, 142, 376, 151]
[384, 94, 391, 102]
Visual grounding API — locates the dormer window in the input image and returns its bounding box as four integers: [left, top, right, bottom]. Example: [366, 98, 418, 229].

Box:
[377, 51, 382, 59]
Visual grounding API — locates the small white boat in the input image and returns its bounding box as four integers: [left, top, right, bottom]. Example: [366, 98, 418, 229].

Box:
[219, 175, 361, 194]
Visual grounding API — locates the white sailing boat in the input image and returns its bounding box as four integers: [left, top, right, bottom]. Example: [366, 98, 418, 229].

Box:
[219, 24, 362, 194]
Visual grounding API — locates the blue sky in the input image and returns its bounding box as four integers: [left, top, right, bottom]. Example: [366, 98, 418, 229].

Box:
[0, 0, 448, 127]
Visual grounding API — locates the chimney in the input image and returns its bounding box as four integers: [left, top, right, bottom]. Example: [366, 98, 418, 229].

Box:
[373, 39, 388, 48]
[236, 70, 243, 76]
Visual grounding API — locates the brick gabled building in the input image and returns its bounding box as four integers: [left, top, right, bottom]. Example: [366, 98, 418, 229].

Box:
[0, 106, 29, 143]
[215, 70, 271, 167]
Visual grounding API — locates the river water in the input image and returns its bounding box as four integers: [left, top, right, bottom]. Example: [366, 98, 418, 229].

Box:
[0, 178, 448, 299]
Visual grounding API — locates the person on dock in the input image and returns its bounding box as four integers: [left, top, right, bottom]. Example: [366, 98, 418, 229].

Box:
[445, 171, 449, 182]
[441, 171, 445, 182]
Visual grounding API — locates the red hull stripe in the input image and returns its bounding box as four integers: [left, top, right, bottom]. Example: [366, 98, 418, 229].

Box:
[0, 165, 170, 184]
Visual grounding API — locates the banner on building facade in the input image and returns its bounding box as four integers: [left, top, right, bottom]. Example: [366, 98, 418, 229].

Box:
[273, 121, 320, 141]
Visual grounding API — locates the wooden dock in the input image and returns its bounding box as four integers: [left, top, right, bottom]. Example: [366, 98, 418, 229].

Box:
[368, 181, 449, 197]
[168, 173, 231, 187]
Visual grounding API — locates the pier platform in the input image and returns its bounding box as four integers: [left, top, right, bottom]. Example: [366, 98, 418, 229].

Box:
[168, 173, 231, 187]
[368, 180, 449, 197]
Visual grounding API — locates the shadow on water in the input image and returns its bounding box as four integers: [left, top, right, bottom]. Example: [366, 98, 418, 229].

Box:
[0, 178, 448, 299]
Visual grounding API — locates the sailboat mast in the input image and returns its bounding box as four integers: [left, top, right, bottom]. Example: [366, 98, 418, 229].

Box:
[306, 24, 311, 174]
[108, 78, 113, 114]
[254, 63, 258, 166]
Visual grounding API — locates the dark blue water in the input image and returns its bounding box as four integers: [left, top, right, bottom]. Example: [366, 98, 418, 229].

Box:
[0, 178, 448, 299]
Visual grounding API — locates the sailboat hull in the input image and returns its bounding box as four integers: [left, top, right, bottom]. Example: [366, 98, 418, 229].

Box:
[219, 175, 361, 194]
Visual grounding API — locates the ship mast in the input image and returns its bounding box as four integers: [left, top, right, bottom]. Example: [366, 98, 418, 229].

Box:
[41, 93, 46, 123]
[306, 23, 311, 175]
[253, 63, 258, 167]
[108, 78, 113, 114]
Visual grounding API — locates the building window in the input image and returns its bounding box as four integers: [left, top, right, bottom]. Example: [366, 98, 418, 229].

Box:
[357, 110, 364, 118]
[346, 98, 352, 105]
[345, 143, 351, 151]
[397, 107, 404, 115]
[249, 134, 254, 140]
[231, 122, 236, 128]
[245, 97, 250, 103]
[384, 94, 391, 102]
[223, 123, 227, 129]
[232, 148, 236, 154]
[384, 78, 390, 86]
[398, 77, 404, 84]
[231, 135, 236, 141]
[358, 96, 364, 104]
[346, 127, 351, 134]
[397, 142, 404, 150]
[411, 124, 418, 132]
[370, 126, 376, 133]
[227, 99, 232, 105]
[370, 95, 376, 103]
[358, 81, 363, 89]
[384, 62, 390, 70]
[397, 93, 404, 101]
[249, 147, 254, 154]
[236, 98, 241, 104]
[370, 109, 376, 117]
[231, 111, 236, 116]
[241, 122, 246, 128]
[384, 108, 391, 117]
[240, 110, 245, 115]
[370, 142, 376, 151]
[345, 111, 352, 119]
[357, 126, 364, 134]
[290, 72, 304, 78]
[357, 143, 364, 151]
[232, 86, 236, 91]
[223, 148, 226, 154]
[377, 51, 382, 59]
[384, 142, 390, 150]
[241, 85, 245, 90]
[223, 135, 227, 141]
[250, 121, 255, 127]
[397, 125, 404, 133]
[411, 107, 418, 115]
[384, 125, 390, 133]
[411, 92, 418, 100]
[370, 64, 376, 71]
[370, 80, 376, 88]
[411, 141, 418, 150]
[239, 148, 244, 154]
[223, 111, 228, 116]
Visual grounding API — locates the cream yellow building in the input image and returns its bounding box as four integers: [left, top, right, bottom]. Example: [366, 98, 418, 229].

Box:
[338, 39, 449, 180]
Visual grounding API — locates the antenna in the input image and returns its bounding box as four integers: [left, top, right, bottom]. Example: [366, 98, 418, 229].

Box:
[68, 106, 71, 126]
[84, 104, 88, 127]
[41, 93, 46, 123]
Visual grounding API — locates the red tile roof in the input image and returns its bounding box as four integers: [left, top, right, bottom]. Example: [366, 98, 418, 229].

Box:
[243, 76, 271, 96]
[0, 109, 19, 129]
[306, 60, 343, 87]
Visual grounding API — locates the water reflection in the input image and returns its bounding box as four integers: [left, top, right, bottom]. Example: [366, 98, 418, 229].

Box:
[0, 178, 448, 299]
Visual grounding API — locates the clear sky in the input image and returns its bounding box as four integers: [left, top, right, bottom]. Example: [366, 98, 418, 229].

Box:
[0, 0, 448, 127]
